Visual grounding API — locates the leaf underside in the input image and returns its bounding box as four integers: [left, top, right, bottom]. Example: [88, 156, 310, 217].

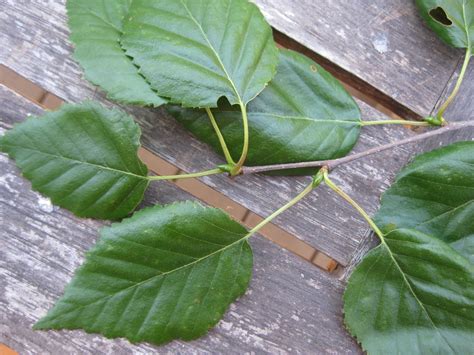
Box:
[34, 202, 253, 345]
[416, 0, 473, 50]
[344, 229, 474, 354]
[67, 0, 166, 106]
[376, 141, 474, 261]
[168, 49, 361, 175]
[0, 102, 149, 220]
[121, 0, 279, 108]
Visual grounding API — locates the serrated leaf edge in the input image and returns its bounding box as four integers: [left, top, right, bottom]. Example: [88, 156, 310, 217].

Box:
[66, 1, 167, 107]
[34, 201, 251, 337]
[343, 228, 472, 353]
[0, 101, 150, 219]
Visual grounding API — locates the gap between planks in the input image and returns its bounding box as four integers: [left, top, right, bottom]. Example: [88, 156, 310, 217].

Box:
[0, 25, 420, 122]
[0, 65, 338, 273]
[0, 344, 19, 355]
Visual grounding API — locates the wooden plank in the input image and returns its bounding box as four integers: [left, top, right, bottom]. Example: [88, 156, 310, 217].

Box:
[0, 86, 361, 354]
[0, 0, 421, 266]
[254, 0, 462, 118]
[432, 60, 474, 123]
[418, 62, 474, 152]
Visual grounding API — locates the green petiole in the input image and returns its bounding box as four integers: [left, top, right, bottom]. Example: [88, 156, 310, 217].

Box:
[231, 102, 250, 176]
[245, 168, 326, 238]
[148, 168, 224, 181]
[436, 46, 472, 121]
[205, 108, 236, 165]
[323, 170, 384, 239]
[205, 102, 250, 176]
[361, 119, 432, 127]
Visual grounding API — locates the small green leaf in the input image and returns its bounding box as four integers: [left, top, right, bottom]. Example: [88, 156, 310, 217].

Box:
[121, 0, 279, 108]
[376, 141, 474, 261]
[416, 0, 473, 51]
[34, 202, 253, 345]
[67, 0, 166, 106]
[344, 228, 474, 354]
[0, 102, 149, 220]
[169, 49, 361, 175]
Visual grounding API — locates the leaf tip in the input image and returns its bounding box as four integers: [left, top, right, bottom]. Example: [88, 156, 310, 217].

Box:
[32, 317, 51, 331]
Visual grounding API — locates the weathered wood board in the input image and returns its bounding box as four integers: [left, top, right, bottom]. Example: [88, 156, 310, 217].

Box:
[433, 60, 474, 122]
[418, 62, 474, 152]
[1, 0, 473, 353]
[0, 85, 362, 354]
[0, 0, 423, 266]
[254, 0, 462, 118]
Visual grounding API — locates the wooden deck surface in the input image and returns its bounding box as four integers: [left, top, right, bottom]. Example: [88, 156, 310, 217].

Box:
[1, 0, 473, 353]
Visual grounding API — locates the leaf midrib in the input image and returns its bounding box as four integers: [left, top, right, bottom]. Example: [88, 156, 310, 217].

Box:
[448, 0, 472, 48]
[461, 0, 471, 49]
[251, 112, 361, 125]
[3, 144, 147, 180]
[179, 0, 243, 105]
[379, 235, 456, 352]
[214, 110, 361, 125]
[39, 232, 249, 324]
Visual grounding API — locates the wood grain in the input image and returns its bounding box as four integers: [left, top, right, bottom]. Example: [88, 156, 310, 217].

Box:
[254, 0, 462, 118]
[417, 60, 474, 153]
[1, 86, 361, 354]
[1, 0, 472, 353]
[432, 58, 474, 123]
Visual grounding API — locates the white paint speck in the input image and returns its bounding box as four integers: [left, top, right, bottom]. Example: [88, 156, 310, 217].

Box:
[306, 278, 322, 290]
[37, 195, 54, 213]
[291, 314, 300, 321]
[248, 325, 272, 336]
[373, 33, 389, 54]
[219, 321, 233, 331]
[335, 28, 346, 39]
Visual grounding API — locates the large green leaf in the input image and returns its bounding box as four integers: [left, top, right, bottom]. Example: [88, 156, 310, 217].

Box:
[67, 0, 166, 106]
[168, 49, 361, 175]
[376, 141, 474, 261]
[344, 228, 474, 354]
[121, 0, 279, 108]
[34, 202, 253, 345]
[0, 102, 149, 220]
[416, 0, 473, 50]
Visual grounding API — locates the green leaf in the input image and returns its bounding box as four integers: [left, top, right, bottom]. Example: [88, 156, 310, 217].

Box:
[344, 228, 474, 354]
[416, 0, 473, 51]
[375, 141, 474, 261]
[0, 102, 149, 220]
[67, 0, 166, 106]
[121, 0, 279, 108]
[34, 202, 253, 345]
[168, 49, 361, 175]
